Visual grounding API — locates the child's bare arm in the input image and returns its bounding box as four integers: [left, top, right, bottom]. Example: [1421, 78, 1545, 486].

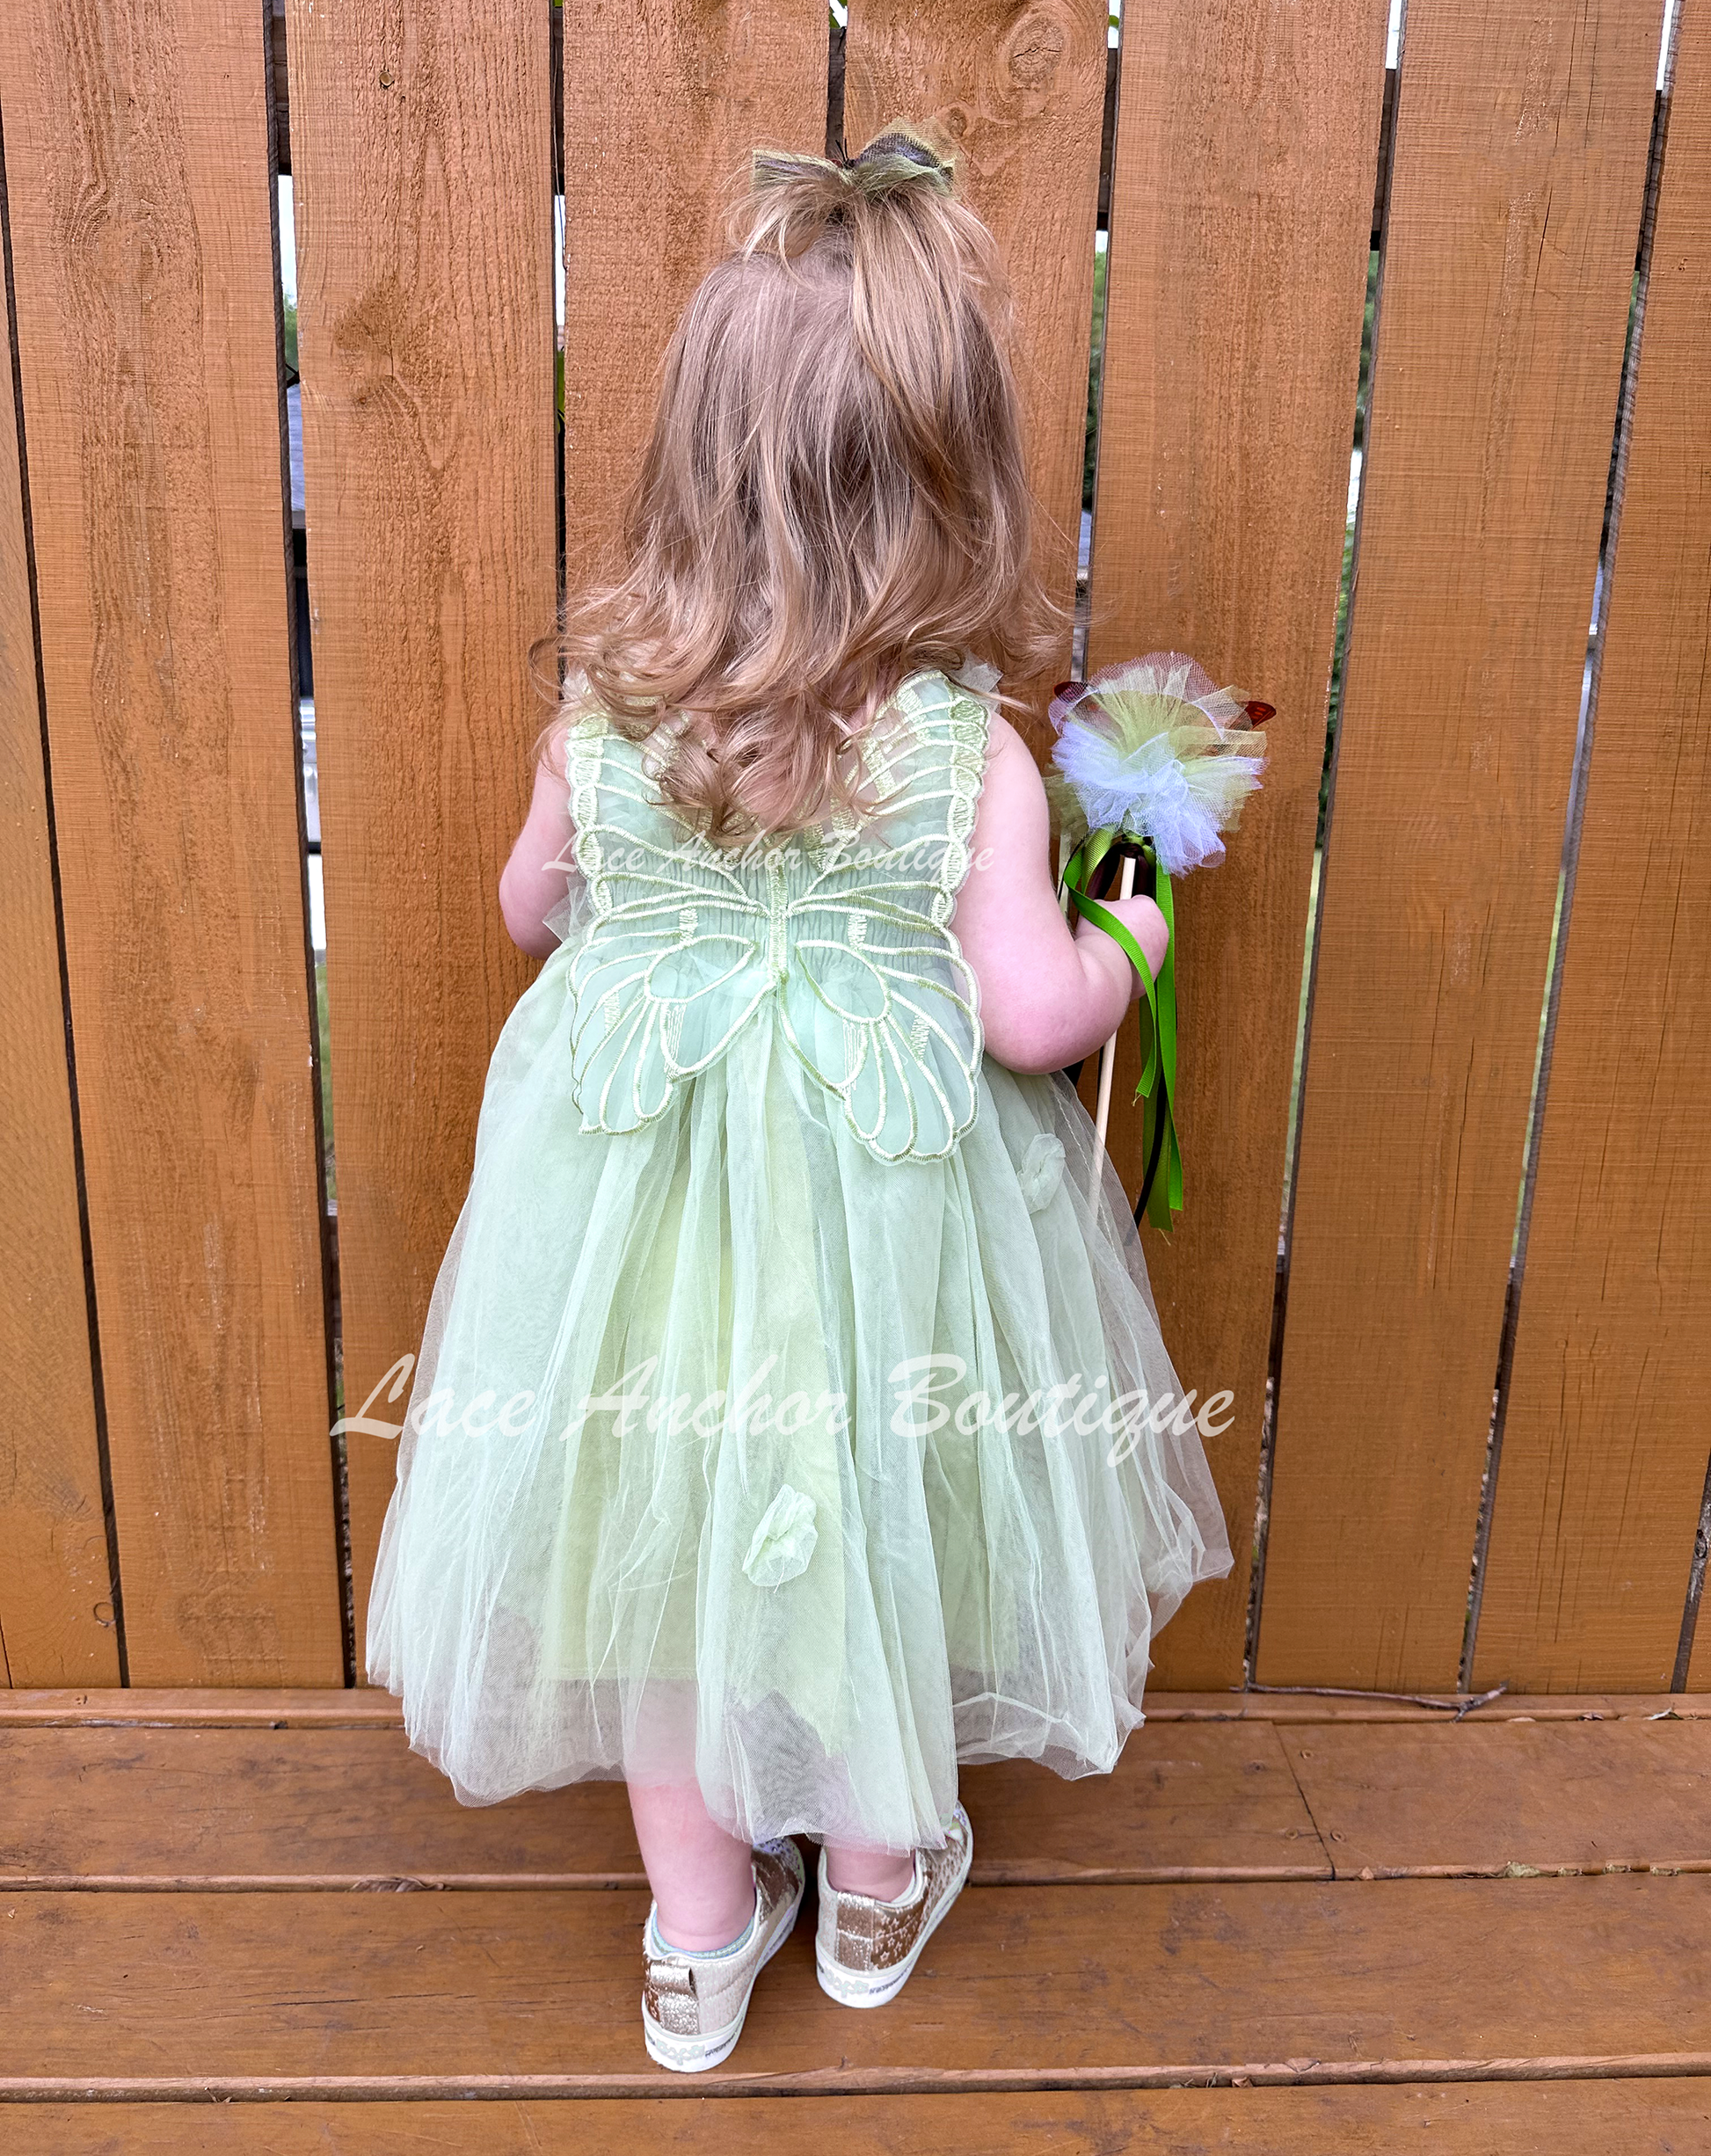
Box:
[953, 712, 1168, 1075]
[499, 746, 577, 958]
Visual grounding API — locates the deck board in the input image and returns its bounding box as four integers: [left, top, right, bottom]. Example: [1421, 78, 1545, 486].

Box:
[11, 1715, 1709, 1891]
[2, 1875, 1706, 2091]
[0, 1723, 1322, 1889]
[7, 1701, 1708, 2139]
[16, 2082, 1711, 2152]
[1289, 1720, 1711, 1877]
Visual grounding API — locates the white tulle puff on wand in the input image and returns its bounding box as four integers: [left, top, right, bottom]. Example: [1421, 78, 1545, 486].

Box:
[1047, 652, 1273, 1233]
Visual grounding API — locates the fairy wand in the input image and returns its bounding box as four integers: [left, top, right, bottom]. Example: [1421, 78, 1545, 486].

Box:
[1048, 652, 1273, 1233]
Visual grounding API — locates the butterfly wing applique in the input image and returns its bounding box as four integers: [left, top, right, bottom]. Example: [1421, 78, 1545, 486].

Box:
[564, 723, 775, 1134]
[777, 681, 990, 1162]
[561, 676, 991, 1158]
[780, 858, 984, 1161]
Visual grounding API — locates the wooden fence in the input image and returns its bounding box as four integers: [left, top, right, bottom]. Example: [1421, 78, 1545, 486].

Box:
[2, 0, 1705, 1701]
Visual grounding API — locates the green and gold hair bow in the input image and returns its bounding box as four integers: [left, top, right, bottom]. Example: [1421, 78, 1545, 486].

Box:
[751, 122, 954, 200]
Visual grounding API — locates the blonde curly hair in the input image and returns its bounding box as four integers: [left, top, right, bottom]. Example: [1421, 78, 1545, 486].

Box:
[540, 122, 1062, 842]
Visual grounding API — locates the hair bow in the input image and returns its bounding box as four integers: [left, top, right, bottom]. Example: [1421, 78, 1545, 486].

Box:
[751, 124, 953, 200]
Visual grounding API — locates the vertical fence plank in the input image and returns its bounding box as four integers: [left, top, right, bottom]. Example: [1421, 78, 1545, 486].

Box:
[1088, 0, 1391, 1685]
[286, 0, 558, 1654]
[1256, 0, 1665, 1689]
[844, 0, 1108, 735]
[0, 184, 116, 1686]
[1474, 17, 1711, 1693]
[0, 0, 341, 1681]
[560, 1, 830, 600]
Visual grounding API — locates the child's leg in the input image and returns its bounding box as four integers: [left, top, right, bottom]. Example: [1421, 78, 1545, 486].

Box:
[821, 1840, 915, 1900]
[627, 1780, 759, 1951]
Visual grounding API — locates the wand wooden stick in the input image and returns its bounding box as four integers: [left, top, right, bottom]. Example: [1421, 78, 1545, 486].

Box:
[1091, 851, 1136, 1162]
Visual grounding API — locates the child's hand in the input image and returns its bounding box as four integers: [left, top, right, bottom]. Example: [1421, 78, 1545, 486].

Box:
[954, 718, 1176, 1071]
[1074, 891, 1169, 989]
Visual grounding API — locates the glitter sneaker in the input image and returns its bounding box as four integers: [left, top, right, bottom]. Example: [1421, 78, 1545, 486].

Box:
[814, 1802, 973, 2008]
[641, 1837, 805, 2072]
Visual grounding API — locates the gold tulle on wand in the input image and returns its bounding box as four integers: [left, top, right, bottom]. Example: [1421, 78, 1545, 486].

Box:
[1048, 653, 1273, 1232]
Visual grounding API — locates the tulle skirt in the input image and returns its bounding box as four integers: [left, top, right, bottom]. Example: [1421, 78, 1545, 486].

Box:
[367, 959, 1234, 1852]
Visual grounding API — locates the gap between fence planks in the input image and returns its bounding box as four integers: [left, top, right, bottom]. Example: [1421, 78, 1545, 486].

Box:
[844, 0, 1108, 750]
[0, 0, 341, 1685]
[285, 0, 560, 1657]
[1259, 0, 1669, 1692]
[1474, 2, 1711, 1694]
[11, 2085, 1711, 2152]
[1083, 0, 1393, 1689]
[0, 167, 113, 1688]
[3, 1875, 1706, 2088]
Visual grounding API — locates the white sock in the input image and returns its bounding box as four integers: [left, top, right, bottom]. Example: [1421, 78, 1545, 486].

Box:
[652, 1881, 760, 1961]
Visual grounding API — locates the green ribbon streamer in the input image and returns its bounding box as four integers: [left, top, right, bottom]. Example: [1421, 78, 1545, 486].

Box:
[1060, 831, 1183, 1235]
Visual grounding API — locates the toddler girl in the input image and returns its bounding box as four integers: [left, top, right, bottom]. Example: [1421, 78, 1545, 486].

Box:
[368, 122, 1232, 2073]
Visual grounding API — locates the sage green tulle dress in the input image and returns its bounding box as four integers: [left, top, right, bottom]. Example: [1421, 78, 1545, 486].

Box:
[366, 666, 1233, 1851]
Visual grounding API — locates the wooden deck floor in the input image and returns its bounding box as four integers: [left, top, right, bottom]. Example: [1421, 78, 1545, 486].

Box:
[2, 1692, 1708, 2151]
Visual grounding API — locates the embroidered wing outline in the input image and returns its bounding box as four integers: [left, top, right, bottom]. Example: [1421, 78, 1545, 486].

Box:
[562, 676, 990, 1161]
[563, 760, 774, 1133]
[775, 694, 987, 1161]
